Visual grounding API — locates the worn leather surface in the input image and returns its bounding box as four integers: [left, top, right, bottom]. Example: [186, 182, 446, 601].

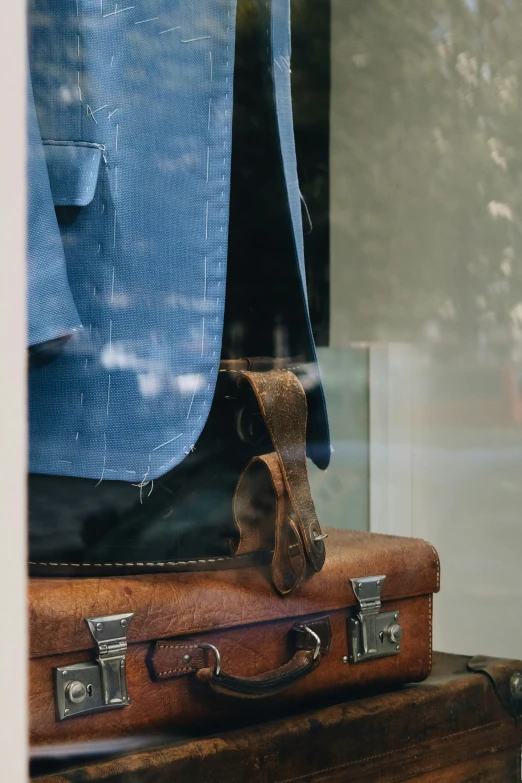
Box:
[29, 527, 439, 745]
[238, 370, 326, 575]
[233, 452, 307, 595]
[29, 527, 439, 659]
[467, 655, 522, 718]
[31, 653, 522, 782]
[30, 595, 432, 745]
[150, 616, 332, 688]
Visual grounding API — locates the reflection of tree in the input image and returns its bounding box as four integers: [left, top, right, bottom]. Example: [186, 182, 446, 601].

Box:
[326, 0, 522, 354]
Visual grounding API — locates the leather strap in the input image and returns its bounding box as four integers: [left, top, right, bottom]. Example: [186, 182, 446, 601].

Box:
[237, 370, 326, 575]
[233, 453, 307, 595]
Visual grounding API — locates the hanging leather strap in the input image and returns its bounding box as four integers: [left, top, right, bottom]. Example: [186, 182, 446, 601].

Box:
[233, 370, 326, 592]
[233, 453, 307, 595]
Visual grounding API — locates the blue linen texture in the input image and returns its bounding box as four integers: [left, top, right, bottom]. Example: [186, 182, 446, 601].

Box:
[28, 0, 327, 482]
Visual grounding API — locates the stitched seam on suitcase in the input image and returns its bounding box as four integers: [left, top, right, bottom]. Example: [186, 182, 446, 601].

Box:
[275, 720, 508, 783]
[219, 365, 308, 373]
[28, 553, 260, 567]
[429, 594, 432, 672]
[156, 643, 200, 676]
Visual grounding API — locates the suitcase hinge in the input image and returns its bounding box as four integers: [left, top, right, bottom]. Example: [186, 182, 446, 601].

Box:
[345, 576, 403, 664]
[54, 613, 134, 721]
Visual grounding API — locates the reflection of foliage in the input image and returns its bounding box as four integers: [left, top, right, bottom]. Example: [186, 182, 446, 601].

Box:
[325, 0, 522, 349]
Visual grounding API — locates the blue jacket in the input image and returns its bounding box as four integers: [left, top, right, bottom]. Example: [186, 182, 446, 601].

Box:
[28, 0, 329, 483]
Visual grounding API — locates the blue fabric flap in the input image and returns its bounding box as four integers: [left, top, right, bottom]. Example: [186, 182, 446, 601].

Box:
[27, 78, 83, 347]
[43, 142, 102, 206]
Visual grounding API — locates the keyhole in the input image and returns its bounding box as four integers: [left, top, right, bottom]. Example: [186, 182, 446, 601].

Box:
[86, 684, 93, 697]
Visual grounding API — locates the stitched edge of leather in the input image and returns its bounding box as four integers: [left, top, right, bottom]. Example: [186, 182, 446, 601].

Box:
[29, 542, 306, 568]
[29, 533, 439, 584]
[219, 364, 308, 373]
[428, 594, 432, 674]
[28, 552, 261, 567]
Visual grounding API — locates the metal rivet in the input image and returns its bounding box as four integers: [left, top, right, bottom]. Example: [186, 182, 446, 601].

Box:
[357, 653, 362, 659]
[96, 623, 103, 631]
[342, 655, 349, 664]
[182, 653, 192, 664]
[64, 709, 70, 716]
[394, 613, 399, 621]
[314, 533, 328, 542]
[396, 645, 401, 651]
[510, 672, 522, 699]
[62, 670, 68, 678]
[120, 660, 125, 667]
[376, 580, 381, 587]
[358, 582, 363, 589]
[120, 619, 127, 628]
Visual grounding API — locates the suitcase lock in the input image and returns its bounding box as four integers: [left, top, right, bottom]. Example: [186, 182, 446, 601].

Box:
[54, 613, 134, 721]
[346, 576, 403, 664]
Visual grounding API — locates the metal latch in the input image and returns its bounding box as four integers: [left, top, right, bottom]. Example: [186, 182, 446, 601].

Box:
[346, 576, 403, 664]
[54, 613, 134, 720]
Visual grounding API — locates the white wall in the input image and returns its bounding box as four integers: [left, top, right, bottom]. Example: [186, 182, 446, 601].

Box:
[0, 0, 27, 778]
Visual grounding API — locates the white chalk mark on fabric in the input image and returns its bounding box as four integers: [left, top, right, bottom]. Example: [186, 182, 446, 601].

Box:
[103, 6, 134, 17]
[186, 374, 200, 419]
[95, 433, 107, 486]
[152, 433, 182, 451]
[106, 374, 111, 416]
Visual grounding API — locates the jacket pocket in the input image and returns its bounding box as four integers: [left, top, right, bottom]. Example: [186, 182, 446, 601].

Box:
[43, 141, 103, 207]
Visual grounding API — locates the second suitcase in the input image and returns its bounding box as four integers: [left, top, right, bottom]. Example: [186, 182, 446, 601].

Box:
[29, 527, 439, 746]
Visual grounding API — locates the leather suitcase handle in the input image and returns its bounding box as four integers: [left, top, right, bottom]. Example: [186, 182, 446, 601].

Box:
[195, 619, 331, 699]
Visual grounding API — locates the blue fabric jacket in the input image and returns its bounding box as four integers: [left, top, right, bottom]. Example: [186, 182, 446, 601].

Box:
[28, 0, 329, 482]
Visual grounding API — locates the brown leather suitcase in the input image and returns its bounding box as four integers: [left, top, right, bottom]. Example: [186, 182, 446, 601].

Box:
[29, 527, 439, 747]
[31, 653, 522, 782]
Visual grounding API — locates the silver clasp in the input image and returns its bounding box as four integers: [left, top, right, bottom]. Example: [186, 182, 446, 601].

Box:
[346, 576, 403, 664]
[54, 613, 134, 721]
